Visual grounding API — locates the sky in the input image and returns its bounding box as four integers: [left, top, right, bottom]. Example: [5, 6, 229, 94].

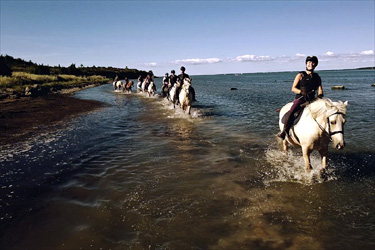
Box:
[1, 0, 374, 76]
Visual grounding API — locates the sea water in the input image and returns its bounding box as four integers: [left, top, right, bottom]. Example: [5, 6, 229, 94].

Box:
[0, 70, 374, 249]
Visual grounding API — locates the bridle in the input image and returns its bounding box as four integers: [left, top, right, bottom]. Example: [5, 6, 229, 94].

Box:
[327, 111, 345, 137]
[309, 106, 345, 141]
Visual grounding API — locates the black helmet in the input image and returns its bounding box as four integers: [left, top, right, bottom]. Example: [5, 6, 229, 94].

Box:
[306, 56, 318, 66]
[180, 66, 186, 71]
[171, 70, 175, 73]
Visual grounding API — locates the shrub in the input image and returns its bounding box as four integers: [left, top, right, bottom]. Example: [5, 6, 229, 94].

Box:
[0, 60, 12, 76]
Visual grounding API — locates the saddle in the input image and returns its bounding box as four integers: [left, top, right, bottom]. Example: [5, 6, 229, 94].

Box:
[281, 104, 307, 126]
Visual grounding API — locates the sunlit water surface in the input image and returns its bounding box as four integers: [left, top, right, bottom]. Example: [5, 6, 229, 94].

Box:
[1, 70, 374, 249]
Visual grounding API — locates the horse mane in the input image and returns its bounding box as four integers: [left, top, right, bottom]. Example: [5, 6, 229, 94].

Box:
[308, 98, 348, 118]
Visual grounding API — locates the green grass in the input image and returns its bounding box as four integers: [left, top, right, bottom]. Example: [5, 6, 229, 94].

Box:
[0, 72, 110, 91]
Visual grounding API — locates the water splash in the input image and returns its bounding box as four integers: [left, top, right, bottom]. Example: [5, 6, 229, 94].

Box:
[264, 142, 337, 185]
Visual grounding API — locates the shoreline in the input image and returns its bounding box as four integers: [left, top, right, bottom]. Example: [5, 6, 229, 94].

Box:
[0, 86, 107, 147]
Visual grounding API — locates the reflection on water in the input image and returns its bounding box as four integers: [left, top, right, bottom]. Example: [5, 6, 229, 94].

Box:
[1, 71, 374, 249]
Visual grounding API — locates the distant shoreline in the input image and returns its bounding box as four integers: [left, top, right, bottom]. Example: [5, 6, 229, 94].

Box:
[352, 66, 375, 70]
[202, 67, 375, 77]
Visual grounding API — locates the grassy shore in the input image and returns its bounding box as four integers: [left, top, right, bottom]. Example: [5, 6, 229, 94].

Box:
[0, 72, 110, 99]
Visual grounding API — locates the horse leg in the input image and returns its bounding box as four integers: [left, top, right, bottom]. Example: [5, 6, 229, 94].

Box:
[302, 146, 312, 172]
[187, 105, 191, 115]
[318, 148, 328, 170]
[282, 139, 288, 152]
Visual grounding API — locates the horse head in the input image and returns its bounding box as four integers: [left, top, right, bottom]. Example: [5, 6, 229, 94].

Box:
[182, 78, 192, 92]
[325, 99, 348, 150]
[183, 78, 192, 85]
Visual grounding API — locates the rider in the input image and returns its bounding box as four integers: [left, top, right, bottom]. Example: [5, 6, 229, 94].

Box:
[137, 75, 144, 90]
[169, 70, 178, 87]
[138, 75, 144, 83]
[178, 66, 196, 102]
[161, 73, 169, 96]
[144, 74, 151, 89]
[123, 77, 129, 92]
[277, 56, 324, 139]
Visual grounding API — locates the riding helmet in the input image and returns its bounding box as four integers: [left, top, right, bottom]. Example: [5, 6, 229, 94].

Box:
[180, 66, 186, 71]
[306, 56, 318, 66]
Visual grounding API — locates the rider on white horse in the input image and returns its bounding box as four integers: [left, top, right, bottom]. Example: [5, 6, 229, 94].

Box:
[167, 70, 178, 100]
[113, 75, 119, 90]
[178, 66, 197, 103]
[278, 56, 324, 139]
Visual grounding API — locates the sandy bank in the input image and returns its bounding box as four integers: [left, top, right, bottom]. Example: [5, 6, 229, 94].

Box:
[0, 91, 106, 146]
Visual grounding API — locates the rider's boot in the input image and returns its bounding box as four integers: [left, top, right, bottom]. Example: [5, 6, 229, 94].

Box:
[277, 111, 293, 139]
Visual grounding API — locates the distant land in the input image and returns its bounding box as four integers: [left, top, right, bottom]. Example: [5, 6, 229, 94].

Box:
[0, 55, 156, 99]
[353, 66, 375, 70]
[0, 55, 154, 79]
[1, 54, 373, 79]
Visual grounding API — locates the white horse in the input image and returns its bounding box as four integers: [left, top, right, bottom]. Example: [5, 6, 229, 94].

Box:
[179, 78, 194, 114]
[113, 81, 122, 91]
[278, 98, 348, 172]
[147, 81, 156, 97]
[168, 83, 179, 107]
[141, 80, 147, 92]
[137, 80, 142, 92]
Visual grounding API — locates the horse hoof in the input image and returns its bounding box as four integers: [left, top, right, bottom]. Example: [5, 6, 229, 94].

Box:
[277, 132, 286, 140]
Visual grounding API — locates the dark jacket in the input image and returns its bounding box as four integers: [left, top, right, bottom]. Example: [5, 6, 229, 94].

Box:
[178, 73, 189, 83]
[295, 71, 321, 101]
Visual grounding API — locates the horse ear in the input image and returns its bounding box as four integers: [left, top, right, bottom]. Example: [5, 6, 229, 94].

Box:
[344, 101, 348, 106]
[325, 100, 332, 109]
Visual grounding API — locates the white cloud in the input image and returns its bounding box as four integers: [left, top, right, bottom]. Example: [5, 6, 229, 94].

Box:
[144, 62, 157, 67]
[173, 58, 222, 65]
[318, 50, 375, 61]
[360, 50, 374, 55]
[235, 54, 272, 62]
[295, 53, 306, 57]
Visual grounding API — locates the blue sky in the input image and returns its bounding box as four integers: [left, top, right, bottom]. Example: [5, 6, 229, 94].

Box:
[1, 0, 374, 75]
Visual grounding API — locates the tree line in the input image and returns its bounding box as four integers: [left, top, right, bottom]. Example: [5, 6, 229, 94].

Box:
[0, 55, 154, 79]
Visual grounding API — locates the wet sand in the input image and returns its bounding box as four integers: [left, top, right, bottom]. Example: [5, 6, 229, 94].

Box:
[0, 93, 106, 146]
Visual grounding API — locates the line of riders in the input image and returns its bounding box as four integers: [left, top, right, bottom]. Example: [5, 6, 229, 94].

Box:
[113, 66, 197, 114]
[111, 57, 348, 173]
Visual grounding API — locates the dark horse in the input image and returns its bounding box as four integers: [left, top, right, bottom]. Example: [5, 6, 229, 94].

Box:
[123, 81, 134, 93]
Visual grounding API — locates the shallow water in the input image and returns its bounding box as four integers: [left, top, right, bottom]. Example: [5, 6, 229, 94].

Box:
[1, 70, 374, 249]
